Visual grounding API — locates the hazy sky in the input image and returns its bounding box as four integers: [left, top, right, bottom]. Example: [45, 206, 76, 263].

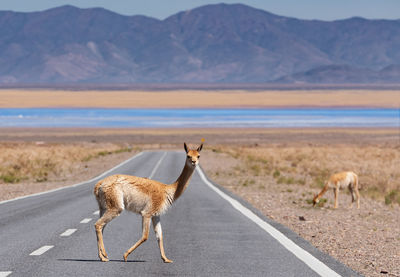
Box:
[0, 0, 399, 21]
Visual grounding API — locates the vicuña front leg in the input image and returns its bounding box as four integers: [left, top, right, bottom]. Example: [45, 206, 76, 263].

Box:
[95, 208, 122, 262]
[333, 187, 339, 209]
[152, 216, 173, 263]
[123, 216, 151, 262]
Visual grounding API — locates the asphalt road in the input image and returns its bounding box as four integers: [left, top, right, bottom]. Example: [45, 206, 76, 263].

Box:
[0, 151, 361, 277]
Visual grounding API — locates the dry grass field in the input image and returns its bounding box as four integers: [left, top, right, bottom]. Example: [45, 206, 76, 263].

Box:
[0, 89, 399, 108]
[0, 142, 138, 200]
[207, 144, 400, 203]
[0, 128, 399, 276]
[0, 142, 135, 184]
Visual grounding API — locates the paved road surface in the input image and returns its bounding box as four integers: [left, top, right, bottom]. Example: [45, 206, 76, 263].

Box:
[0, 151, 361, 276]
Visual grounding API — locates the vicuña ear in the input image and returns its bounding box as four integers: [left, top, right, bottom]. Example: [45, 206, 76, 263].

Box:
[197, 143, 203, 152]
[184, 142, 188, 153]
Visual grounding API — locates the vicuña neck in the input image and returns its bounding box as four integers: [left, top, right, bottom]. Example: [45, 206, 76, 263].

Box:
[317, 184, 329, 200]
[170, 162, 195, 202]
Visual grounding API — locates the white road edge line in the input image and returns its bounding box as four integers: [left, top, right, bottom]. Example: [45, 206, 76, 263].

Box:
[196, 166, 341, 277]
[0, 272, 12, 277]
[80, 218, 92, 224]
[29, 245, 54, 256]
[148, 152, 167, 179]
[0, 152, 144, 205]
[60, 229, 77, 237]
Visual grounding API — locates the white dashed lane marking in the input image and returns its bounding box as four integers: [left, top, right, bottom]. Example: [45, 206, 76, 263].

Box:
[80, 218, 92, 224]
[0, 271, 12, 277]
[60, 229, 77, 237]
[93, 210, 99, 215]
[29, 245, 54, 256]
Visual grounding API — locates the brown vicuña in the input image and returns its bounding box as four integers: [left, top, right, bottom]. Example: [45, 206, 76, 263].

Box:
[313, 171, 360, 209]
[94, 142, 203, 263]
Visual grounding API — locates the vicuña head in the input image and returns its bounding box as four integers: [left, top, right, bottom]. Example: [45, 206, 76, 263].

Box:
[312, 194, 319, 207]
[312, 181, 327, 207]
[184, 142, 202, 167]
[94, 141, 203, 263]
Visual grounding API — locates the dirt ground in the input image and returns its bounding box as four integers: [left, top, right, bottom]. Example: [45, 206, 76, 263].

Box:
[1, 89, 399, 108]
[0, 128, 399, 276]
[0, 127, 397, 145]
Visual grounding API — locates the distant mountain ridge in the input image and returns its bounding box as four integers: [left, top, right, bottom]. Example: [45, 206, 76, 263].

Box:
[0, 4, 399, 84]
[276, 64, 400, 84]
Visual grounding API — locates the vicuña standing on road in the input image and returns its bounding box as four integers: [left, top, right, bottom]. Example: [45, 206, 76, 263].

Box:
[94, 142, 203, 263]
[313, 171, 360, 209]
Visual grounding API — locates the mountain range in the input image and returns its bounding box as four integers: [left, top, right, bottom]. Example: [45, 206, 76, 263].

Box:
[0, 4, 399, 84]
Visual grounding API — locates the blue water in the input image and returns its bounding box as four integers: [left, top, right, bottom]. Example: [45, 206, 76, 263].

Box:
[0, 108, 398, 128]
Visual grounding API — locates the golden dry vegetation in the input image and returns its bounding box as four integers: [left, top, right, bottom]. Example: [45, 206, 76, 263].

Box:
[203, 144, 400, 205]
[0, 89, 399, 108]
[0, 142, 135, 184]
[1, 128, 398, 204]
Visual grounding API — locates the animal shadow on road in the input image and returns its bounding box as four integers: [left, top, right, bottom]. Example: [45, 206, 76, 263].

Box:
[58, 258, 146, 263]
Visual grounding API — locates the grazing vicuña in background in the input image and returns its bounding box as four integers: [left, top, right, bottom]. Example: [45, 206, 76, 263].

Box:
[94, 142, 203, 263]
[313, 171, 360, 209]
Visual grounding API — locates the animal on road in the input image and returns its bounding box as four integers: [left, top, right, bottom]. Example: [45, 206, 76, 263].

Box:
[94, 142, 203, 263]
[313, 171, 360, 209]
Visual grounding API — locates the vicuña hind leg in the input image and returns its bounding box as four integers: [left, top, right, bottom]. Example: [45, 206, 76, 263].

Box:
[152, 216, 173, 263]
[349, 186, 355, 208]
[95, 208, 122, 262]
[123, 216, 151, 262]
[355, 188, 360, 209]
